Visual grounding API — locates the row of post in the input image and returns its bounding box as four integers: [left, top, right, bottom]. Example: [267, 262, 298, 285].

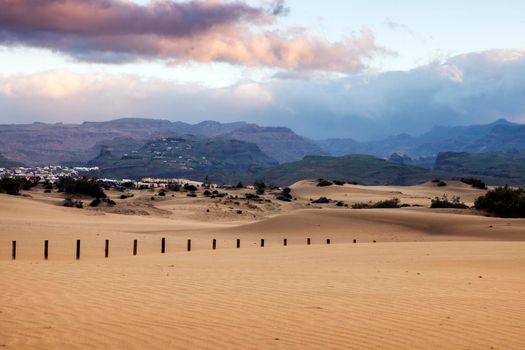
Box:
[10, 237, 363, 260]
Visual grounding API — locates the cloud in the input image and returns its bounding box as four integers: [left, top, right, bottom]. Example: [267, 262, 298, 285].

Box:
[0, 0, 385, 72]
[1, 49, 524, 140]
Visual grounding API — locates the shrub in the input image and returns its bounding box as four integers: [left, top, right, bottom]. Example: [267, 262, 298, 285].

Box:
[187, 192, 197, 198]
[461, 177, 487, 190]
[58, 177, 106, 198]
[64, 198, 83, 208]
[203, 190, 212, 197]
[437, 181, 447, 187]
[333, 180, 345, 186]
[0, 177, 21, 195]
[276, 187, 293, 202]
[431, 195, 468, 209]
[158, 190, 166, 197]
[168, 183, 181, 192]
[474, 186, 525, 218]
[183, 184, 198, 192]
[89, 198, 101, 207]
[312, 197, 331, 204]
[236, 182, 244, 189]
[352, 198, 401, 209]
[317, 179, 333, 187]
[245, 193, 260, 200]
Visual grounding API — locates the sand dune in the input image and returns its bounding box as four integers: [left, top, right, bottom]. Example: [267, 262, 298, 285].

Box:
[1, 182, 525, 349]
[1, 243, 524, 349]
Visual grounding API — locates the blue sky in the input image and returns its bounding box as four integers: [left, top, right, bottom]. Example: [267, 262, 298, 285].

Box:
[0, 0, 524, 139]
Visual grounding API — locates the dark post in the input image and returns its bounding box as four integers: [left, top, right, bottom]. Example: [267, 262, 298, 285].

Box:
[353, 239, 357, 244]
[212, 239, 217, 250]
[44, 240, 49, 260]
[326, 239, 331, 245]
[373, 240, 377, 243]
[236, 239, 240, 249]
[12, 241, 16, 260]
[261, 238, 265, 247]
[283, 238, 287, 246]
[105, 240, 109, 258]
[307, 238, 311, 245]
[161, 237, 166, 254]
[76, 240, 80, 260]
[133, 239, 137, 256]
[187, 239, 191, 252]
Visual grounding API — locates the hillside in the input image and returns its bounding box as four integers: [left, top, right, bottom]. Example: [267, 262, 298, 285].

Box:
[260, 155, 433, 186]
[0, 153, 24, 168]
[435, 152, 525, 186]
[89, 136, 277, 183]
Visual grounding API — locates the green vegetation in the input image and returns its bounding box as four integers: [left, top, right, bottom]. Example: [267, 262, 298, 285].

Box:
[431, 195, 469, 209]
[58, 177, 106, 198]
[352, 198, 401, 209]
[474, 187, 525, 218]
[460, 177, 487, 189]
[262, 155, 432, 186]
[0, 177, 39, 195]
[435, 152, 525, 186]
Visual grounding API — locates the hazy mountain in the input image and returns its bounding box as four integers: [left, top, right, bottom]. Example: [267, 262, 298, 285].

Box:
[220, 125, 327, 164]
[0, 118, 322, 166]
[316, 119, 523, 158]
[89, 136, 277, 183]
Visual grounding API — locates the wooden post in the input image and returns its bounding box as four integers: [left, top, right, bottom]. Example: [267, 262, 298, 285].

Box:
[12, 241, 16, 260]
[326, 239, 331, 245]
[261, 238, 265, 247]
[283, 238, 287, 246]
[307, 238, 311, 245]
[133, 239, 137, 256]
[353, 239, 357, 244]
[161, 237, 166, 254]
[105, 240, 109, 258]
[76, 240, 80, 260]
[212, 239, 217, 250]
[44, 240, 49, 260]
[236, 239, 240, 249]
[187, 239, 191, 252]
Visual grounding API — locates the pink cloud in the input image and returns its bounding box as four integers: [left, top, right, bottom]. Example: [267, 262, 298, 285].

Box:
[0, 0, 385, 72]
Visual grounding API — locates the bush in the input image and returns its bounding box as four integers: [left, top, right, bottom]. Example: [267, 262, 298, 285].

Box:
[352, 198, 401, 209]
[183, 184, 198, 192]
[245, 193, 260, 200]
[317, 179, 333, 187]
[187, 192, 197, 198]
[461, 177, 487, 190]
[474, 186, 525, 218]
[168, 183, 181, 192]
[276, 187, 293, 202]
[431, 195, 468, 209]
[64, 198, 83, 208]
[437, 181, 447, 187]
[58, 177, 106, 198]
[312, 197, 331, 204]
[203, 190, 212, 197]
[333, 180, 345, 186]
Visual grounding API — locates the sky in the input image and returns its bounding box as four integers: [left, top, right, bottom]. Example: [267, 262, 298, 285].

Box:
[0, 0, 524, 140]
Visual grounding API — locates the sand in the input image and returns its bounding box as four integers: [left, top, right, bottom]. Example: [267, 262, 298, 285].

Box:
[1, 181, 525, 349]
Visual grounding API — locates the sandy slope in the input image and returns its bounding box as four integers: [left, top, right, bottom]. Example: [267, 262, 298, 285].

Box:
[1, 243, 524, 349]
[1, 182, 525, 349]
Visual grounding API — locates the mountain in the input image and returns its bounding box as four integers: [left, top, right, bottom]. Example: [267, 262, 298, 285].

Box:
[89, 136, 277, 183]
[220, 125, 327, 164]
[260, 155, 434, 186]
[0, 118, 321, 166]
[316, 119, 523, 159]
[434, 151, 525, 186]
[0, 153, 24, 168]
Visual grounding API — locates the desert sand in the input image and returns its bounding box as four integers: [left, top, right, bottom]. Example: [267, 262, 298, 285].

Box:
[1, 180, 524, 349]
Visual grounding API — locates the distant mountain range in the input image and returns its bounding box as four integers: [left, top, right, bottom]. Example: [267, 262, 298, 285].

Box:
[0, 118, 326, 166]
[315, 119, 525, 159]
[2, 118, 525, 186]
